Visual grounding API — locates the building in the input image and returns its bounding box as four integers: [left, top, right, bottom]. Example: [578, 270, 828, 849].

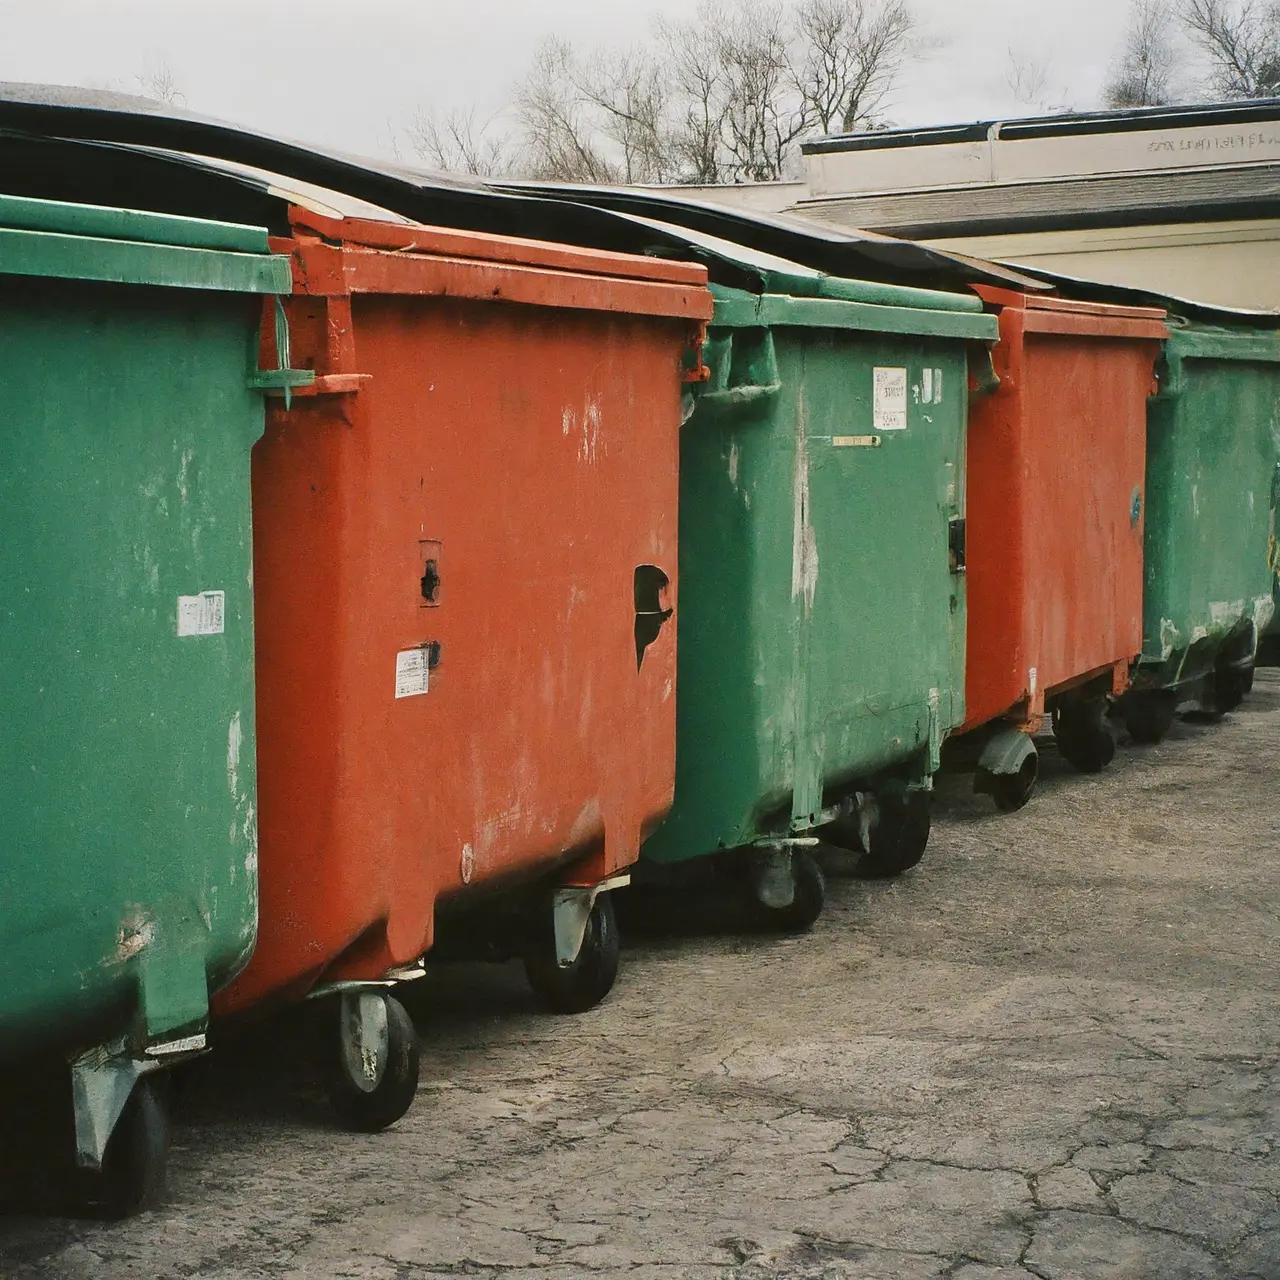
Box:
[791, 100, 1280, 311]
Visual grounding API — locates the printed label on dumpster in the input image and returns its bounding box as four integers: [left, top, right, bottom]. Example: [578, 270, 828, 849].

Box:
[395, 648, 430, 699]
[177, 591, 225, 637]
[873, 367, 908, 430]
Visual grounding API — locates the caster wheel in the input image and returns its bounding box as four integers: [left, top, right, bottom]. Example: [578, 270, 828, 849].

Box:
[1211, 665, 1249, 714]
[978, 755, 1038, 813]
[325, 992, 420, 1133]
[756, 849, 826, 932]
[74, 1074, 171, 1219]
[1123, 690, 1177, 744]
[525, 892, 621, 1015]
[1053, 700, 1116, 774]
[816, 812, 866, 854]
[858, 791, 931, 877]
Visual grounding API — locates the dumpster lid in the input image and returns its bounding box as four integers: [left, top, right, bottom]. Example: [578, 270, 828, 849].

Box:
[599, 210, 984, 313]
[0, 83, 752, 267]
[0, 131, 711, 309]
[288, 205, 710, 288]
[971, 282, 1169, 339]
[0, 188, 290, 294]
[0, 187, 274, 254]
[493, 179, 1054, 296]
[0, 83, 1040, 298]
[989, 264, 1280, 329]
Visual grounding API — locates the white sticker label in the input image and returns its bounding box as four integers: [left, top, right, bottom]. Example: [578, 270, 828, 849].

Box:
[395, 648, 430, 699]
[874, 367, 909, 431]
[177, 591, 225, 637]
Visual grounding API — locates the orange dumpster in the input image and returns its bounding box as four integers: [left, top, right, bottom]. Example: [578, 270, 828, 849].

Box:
[215, 208, 712, 1130]
[959, 286, 1167, 811]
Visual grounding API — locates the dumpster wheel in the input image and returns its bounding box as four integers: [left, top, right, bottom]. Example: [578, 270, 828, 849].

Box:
[1210, 662, 1252, 715]
[979, 756, 1038, 813]
[1053, 699, 1116, 774]
[525, 891, 621, 1015]
[858, 791, 931, 878]
[1123, 690, 1177, 745]
[325, 992, 420, 1133]
[73, 1073, 170, 1219]
[755, 848, 826, 932]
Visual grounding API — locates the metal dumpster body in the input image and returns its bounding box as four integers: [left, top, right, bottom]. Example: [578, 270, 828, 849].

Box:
[957, 287, 1166, 809]
[641, 271, 997, 902]
[0, 194, 289, 1212]
[214, 211, 710, 1104]
[1123, 322, 1280, 740]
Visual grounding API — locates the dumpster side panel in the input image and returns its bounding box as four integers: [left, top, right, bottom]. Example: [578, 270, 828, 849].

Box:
[643, 331, 807, 864]
[644, 320, 970, 866]
[1143, 354, 1280, 681]
[1019, 335, 1150, 699]
[228, 295, 684, 1007]
[803, 332, 969, 803]
[0, 278, 261, 1060]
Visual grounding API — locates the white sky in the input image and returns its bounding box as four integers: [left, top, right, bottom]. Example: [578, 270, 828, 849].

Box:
[0, 0, 1198, 162]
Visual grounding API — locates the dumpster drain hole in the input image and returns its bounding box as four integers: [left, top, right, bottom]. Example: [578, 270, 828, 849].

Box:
[634, 565, 673, 671]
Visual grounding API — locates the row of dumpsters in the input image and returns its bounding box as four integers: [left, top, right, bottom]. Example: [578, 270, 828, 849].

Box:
[2, 90, 1279, 1215]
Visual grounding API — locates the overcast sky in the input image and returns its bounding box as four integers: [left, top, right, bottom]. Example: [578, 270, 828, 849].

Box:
[1, 0, 1182, 162]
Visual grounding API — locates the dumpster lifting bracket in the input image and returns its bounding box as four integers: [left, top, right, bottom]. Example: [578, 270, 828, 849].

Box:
[70, 1041, 167, 1171]
[750, 838, 821, 911]
[553, 875, 630, 968]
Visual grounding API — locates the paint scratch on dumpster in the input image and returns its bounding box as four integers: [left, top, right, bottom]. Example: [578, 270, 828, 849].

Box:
[728, 439, 741, 490]
[177, 448, 194, 507]
[791, 397, 818, 612]
[1253, 594, 1276, 634]
[116, 913, 155, 964]
[1209, 600, 1247, 632]
[568, 796, 604, 847]
[1159, 618, 1180, 660]
[580, 397, 602, 464]
[227, 712, 243, 801]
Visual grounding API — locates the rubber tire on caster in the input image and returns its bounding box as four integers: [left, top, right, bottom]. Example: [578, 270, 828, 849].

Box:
[1053, 703, 1116, 774]
[525, 892, 621, 1015]
[858, 791, 931, 877]
[324, 993, 420, 1133]
[756, 849, 826, 933]
[1211, 664, 1251, 714]
[978, 755, 1038, 814]
[74, 1074, 171, 1219]
[1123, 690, 1177, 745]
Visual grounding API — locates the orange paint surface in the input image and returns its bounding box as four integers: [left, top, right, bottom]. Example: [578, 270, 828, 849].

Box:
[962, 287, 1168, 733]
[218, 211, 712, 1013]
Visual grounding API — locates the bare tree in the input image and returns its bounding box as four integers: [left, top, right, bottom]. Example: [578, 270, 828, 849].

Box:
[404, 106, 516, 177]
[716, 0, 808, 181]
[576, 46, 677, 183]
[1005, 47, 1073, 113]
[515, 37, 617, 182]
[655, 7, 730, 183]
[795, 0, 915, 134]
[414, 0, 931, 188]
[136, 59, 184, 106]
[1182, 0, 1280, 98]
[1105, 0, 1184, 106]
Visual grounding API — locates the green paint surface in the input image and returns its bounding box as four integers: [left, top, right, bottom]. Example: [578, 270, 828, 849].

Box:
[1140, 322, 1280, 690]
[0, 209, 285, 1063]
[645, 283, 977, 865]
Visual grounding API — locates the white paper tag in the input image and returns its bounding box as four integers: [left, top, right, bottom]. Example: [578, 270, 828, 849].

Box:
[395, 648, 430, 699]
[874, 367, 908, 431]
[177, 591, 225, 637]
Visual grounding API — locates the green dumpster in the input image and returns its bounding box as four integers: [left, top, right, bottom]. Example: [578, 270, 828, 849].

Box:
[1121, 319, 1280, 743]
[641, 251, 997, 922]
[0, 193, 292, 1213]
